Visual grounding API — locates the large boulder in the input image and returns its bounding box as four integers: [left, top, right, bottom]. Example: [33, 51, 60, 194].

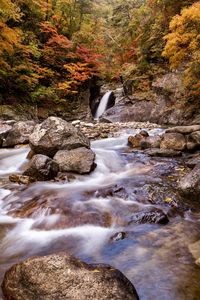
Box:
[160, 133, 186, 151]
[3, 121, 35, 147]
[178, 163, 200, 200]
[2, 253, 139, 300]
[29, 117, 90, 157]
[54, 147, 96, 174]
[23, 154, 59, 181]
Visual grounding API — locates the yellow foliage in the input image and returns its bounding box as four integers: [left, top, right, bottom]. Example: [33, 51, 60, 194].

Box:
[0, 22, 22, 55]
[163, 2, 200, 96]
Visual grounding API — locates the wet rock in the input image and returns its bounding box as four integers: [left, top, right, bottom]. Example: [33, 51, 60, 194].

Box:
[166, 125, 200, 134]
[23, 154, 59, 181]
[29, 117, 90, 157]
[178, 163, 200, 200]
[128, 133, 145, 148]
[160, 133, 186, 151]
[128, 208, 169, 225]
[186, 131, 200, 151]
[26, 150, 35, 160]
[55, 172, 76, 182]
[0, 123, 12, 146]
[139, 130, 149, 137]
[185, 153, 200, 168]
[9, 174, 35, 185]
[145, 148, 182, 157]
[2, 253, 139, 300]
[3, 121, 35, 147]
[111, 232, 126, 241]
[54, 147, 96, 174]
[196, 258, 200, 267]
[141, 136, 161, 149]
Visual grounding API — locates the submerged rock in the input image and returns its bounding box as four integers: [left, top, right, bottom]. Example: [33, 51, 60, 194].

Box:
[29, 116, 90, 157]
[23, 154, 59, 181]
[9, 174, 35, 185]
[3, 121, 35, 147]
[2, 253, 139, 300]
[128, 209, 169, 225]
[111, 232, 126, 242]
[178, 163, 200, 200]
[54, 147, 96, 174]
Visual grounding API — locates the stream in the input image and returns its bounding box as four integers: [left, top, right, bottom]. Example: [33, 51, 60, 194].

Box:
[0, 127, 200, 300]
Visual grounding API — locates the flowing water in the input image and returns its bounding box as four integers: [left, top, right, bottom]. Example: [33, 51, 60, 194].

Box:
[95, 91, 112, 119]
[0, 128, 200, 300]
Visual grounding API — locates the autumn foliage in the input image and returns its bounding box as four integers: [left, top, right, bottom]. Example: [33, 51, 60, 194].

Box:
[0, 0, 199, 105]
[163, 2, 200, 96]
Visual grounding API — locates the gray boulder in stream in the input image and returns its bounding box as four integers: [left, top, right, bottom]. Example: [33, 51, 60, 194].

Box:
[2, 253, 139, 300]
[29, 116, 90, 157]
[23, 154, 59, 181]
[3, 121, 35, 147]
[54, 147, 96, 174]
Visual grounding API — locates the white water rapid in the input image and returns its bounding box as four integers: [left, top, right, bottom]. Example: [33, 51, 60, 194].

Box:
[95, 91, 112, 119]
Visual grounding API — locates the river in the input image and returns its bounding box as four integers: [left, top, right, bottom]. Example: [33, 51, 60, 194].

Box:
[0, 128, 200, 300]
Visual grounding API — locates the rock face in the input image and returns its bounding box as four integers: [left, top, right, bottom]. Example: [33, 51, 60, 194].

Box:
[54, 147, 96, 174]
[29, 117, 90, 157]
[160, 133, 186, 151]
[102, 73, 200, 125]
[2, 253, 139, 300]
[178, 163, 200, 200]
[23, 154, 59, 181]
[3, 121, 35, 147]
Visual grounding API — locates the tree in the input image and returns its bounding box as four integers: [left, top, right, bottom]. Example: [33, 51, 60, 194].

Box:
[163, 2, 200, 97]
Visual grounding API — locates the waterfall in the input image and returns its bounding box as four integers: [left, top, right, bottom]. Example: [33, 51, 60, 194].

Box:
[95, 91, 112, 119]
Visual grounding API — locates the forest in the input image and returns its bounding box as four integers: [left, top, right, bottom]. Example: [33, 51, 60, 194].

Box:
[0, 0, 199, 108]
[0, 2, 200, 300]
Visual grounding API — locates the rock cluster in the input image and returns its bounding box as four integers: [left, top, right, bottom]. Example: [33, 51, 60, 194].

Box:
[22, 117, 96, 181]
[128, 125, 200, 200]
[2, 253, 139, 300]
[128, 125, 200, 155]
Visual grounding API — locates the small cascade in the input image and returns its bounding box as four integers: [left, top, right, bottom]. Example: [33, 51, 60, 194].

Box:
[95, 91, 112, 119]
